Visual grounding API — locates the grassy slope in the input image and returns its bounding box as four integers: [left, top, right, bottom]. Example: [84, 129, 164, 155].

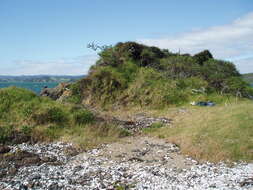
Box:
[0, 87, 129, 148]
[142, 100, 253, 162]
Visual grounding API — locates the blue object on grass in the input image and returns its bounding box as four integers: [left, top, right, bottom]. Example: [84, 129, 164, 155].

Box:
[196, 101, 215, 106]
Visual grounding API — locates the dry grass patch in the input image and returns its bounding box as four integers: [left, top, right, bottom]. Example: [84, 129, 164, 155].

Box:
[145, 101, 253, 162]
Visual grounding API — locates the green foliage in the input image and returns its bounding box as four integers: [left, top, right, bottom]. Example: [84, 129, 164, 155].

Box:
[223, 77, 253, 97]
[32, 106, 68, 125]
[20, 125, 33, 136]
[118, 128, 132, 137]
[97, 47, 121, 67]
[68, 42, 252, 107]
[68, 81, 82, 103]
[159, 55, 201, 78]
[73, 110, 94, 124]
[44, 125, 63, 140]
[0, 87, 97, 143]
[142, 122, 165, 133]
[177, 77, 208, 90]
[115, 42, 145, 60]
[199, 59, 240, 90]
[0, 125, 14, 143]
[0, 87, 36, 117]
[193, 50, 213, 65]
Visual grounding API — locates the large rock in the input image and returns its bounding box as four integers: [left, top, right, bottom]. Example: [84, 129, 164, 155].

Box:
[40, 83, 71, 100]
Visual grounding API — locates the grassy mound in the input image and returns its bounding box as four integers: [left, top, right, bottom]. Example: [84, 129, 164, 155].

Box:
[68, 42, 253, 108]
[0, 87, 129, 148]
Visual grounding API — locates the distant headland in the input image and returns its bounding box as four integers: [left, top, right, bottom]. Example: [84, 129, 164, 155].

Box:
[0, 75, 85, 83]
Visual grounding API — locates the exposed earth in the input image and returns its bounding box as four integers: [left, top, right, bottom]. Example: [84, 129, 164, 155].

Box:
[0, 136, 252, 190]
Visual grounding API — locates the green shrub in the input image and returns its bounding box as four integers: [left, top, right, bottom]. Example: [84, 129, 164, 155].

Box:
[150, 122, 164, 129]
[44, 125, 62, 140]
[20, 125, 33, 136]
[222, 77, 253, 97]
[73, 110, 94, 124]
[0, 125, 14, 143]
[143, 122, 165, 133]
[118, 128, 132, 137]
[68, 80, 84, 103]
[32, 106, 68, 125]
[159, 56, 201, 78]
[200, 59, 240, 90]
[193, 50, 213, 65]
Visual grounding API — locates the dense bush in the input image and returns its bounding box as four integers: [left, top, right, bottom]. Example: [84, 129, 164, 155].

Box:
[32, 106, 68, 125]
[69, 42, 253, 107]
[193, 50, 213, 65]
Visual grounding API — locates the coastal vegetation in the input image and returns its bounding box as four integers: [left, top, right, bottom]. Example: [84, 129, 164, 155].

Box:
[1, 42, 253, 162]
[65, 42, 253, 162]
[0, 87, 128, 148]
[69, 42, 253, 108]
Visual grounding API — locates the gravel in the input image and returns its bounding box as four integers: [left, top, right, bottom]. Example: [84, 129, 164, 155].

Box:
[0, 141, 252, 190]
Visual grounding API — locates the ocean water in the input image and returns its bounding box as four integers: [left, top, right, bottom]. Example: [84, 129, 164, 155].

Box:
[0, 82, 58, 94]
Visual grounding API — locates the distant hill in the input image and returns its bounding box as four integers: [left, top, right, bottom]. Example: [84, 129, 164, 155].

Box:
[0, 75, 85, 83]
[243, 73, 253, 85]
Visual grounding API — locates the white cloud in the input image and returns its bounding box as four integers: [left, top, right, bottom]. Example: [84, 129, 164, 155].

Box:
[234, 57, 253, 74]
[1, 54, 98, 75]
[138, 12, 253, 73]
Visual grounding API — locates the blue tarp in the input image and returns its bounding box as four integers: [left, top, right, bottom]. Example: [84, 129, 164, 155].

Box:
[196, 101, 215, 106]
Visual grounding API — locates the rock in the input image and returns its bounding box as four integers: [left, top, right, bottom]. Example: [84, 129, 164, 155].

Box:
[0, 145, 10, 154]
[240, 177, 253, 187]
[48, 182, 60, 190]
[103, 114, 172, 132]
[7, 167, 18, 175]
[10, 133, 31, 144]
[40, 83, 71, 100]
[28, 174, 41, 181]
[128, 157, 144, 162]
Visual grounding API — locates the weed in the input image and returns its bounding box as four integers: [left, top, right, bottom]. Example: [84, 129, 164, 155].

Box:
[73, 109, 94, 124]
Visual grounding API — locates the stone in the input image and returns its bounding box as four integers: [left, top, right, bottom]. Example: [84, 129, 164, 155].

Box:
[0, 145, 10, 154]
[40, 83, 71, 100]
[0, 141, 252, 190]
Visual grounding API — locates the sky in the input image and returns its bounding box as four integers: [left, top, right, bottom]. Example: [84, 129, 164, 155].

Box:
[0, 0, 253, 75]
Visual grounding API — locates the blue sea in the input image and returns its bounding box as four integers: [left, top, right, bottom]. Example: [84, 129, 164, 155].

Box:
[0, 82, 59, 94]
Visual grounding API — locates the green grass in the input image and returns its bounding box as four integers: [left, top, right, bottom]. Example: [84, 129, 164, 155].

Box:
[144, 100, 253, 162]
[0, 87, 129, 148]
[142, 122, 165, 133]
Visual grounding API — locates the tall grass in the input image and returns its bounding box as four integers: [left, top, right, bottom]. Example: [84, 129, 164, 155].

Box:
[144, 100, 253, 162]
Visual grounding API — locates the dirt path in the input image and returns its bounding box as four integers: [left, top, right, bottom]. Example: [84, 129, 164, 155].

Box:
[71, 136, 197, 169]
